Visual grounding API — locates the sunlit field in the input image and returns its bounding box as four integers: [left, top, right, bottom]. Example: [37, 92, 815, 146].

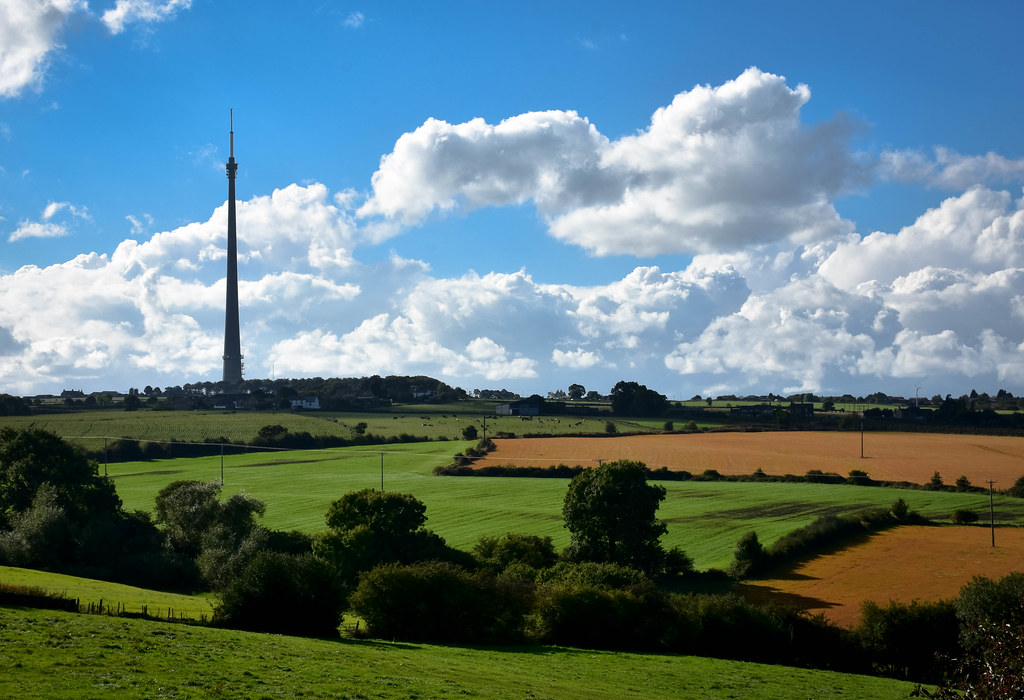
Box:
[485, 432, 1024, 487]
[106, 444, 1024, 570]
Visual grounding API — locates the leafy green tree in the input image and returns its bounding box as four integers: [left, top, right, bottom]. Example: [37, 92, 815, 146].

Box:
[562, 460, 668, 575]
[890, 497, 910, 520]
[0, 484, 74, 568]
[314, 489, 454, 586]
[0, 429, 189, 586]
[729, 530, 768, 579]
[929, 621, 1024, 699]
[955, 572, 1024, 652]
[0, 394, 30, 416]
[609, 381, 669, 416]
[1006, 473, 1024, 498]
[154, 480, 225, 558]
[461, 424, 478, 440]
[154, 480, 264, 561]
[567, 383, 586, 401]
[474, 533, 557, 571]
[0, 428, 119, 529]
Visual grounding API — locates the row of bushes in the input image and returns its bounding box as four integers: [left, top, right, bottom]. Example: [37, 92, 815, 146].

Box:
[729, 502, 925, 578]
[80, 428, 436, 464]
[346, 558, 1024, 688]
[434, 461, 1024, 498]
[348, 559, 854, 668]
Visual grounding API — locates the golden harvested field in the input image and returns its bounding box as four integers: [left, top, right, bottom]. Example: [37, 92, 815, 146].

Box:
[485, 432, 1024, 486]
[738, 525, 1024, 627]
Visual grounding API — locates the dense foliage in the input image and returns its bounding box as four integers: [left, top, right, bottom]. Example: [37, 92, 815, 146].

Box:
[609, 381, 669, 416]
[214, 551, 344, 637]
[562, 460, 667, 575]
[0, 428, 189, 587]
[313, 489, 467, 588]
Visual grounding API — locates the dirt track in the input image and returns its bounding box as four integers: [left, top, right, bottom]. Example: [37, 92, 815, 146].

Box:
[738, 525, 1024, 627]
[485, 432, 1024, 486]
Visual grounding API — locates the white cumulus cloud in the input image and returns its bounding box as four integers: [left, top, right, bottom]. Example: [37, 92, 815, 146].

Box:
[101, 0, 191, 35]
[0, 0, 85, 98]
[881, 147, 1024, 190]
[359, 68, 868, 256]
[9, 221, 68, 242]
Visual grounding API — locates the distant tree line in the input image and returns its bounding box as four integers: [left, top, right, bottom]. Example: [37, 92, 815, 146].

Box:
[437, 459, 1024, 500]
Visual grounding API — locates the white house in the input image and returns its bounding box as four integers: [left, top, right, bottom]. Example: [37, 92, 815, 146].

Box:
[290, 396, 320, 410]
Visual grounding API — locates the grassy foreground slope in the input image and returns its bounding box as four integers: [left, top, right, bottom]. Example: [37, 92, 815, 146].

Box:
[105, 444, 1024, 570]
[0, 606, 920, 699]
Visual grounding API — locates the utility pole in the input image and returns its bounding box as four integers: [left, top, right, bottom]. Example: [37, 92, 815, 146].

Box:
[220, 444, 225, 485]
[860, 419, 865, 459]
[380, 452, 385, 491]
[988, 480, 996, 547]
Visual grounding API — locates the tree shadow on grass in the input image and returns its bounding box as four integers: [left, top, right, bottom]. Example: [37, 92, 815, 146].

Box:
[732, 581, 839, 614]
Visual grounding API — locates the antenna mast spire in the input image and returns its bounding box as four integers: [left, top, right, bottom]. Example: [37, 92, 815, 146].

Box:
[222, 109, 243, 386]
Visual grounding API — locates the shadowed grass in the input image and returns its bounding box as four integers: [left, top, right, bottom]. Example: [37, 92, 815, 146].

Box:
[0, 606, 922, 699]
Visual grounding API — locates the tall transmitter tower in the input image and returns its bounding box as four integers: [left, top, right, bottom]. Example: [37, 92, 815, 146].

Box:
[222, 110, 243, 385]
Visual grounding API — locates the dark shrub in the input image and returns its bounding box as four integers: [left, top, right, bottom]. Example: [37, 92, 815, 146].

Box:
[854, 599, 959, 682]
[955, 572, 1024, 652]
[215, 551, 344, 638]
[952, 508, 979, 525]
[728, 530, 768, 579]
[671, 593, 791, 663]
[1006, 473, 1024, 498]
[474, 533, 557, 571]
[890, 497, 910, 520]
[531, 581, 682, 651]
[847, 469, 874, 486]
[349, 561, 530, 644]
[536, 561, 649, 589]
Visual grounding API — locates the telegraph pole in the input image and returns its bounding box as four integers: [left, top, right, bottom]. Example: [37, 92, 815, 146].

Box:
[860, 418, 865, 459]
[988, 480, 996, 547]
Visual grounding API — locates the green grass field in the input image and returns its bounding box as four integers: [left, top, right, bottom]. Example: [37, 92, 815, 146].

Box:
[0, 606, 922, 699]
[0, 407, 652, 447]
[106, 445, 1024, 570]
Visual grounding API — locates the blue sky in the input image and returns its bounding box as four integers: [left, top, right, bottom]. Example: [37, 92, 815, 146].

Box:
[3, 1, 1024, 399]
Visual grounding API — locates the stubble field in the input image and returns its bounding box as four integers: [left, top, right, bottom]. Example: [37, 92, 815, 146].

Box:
[739, 525, 1024, 627]
[484, 431, 1024, 486]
